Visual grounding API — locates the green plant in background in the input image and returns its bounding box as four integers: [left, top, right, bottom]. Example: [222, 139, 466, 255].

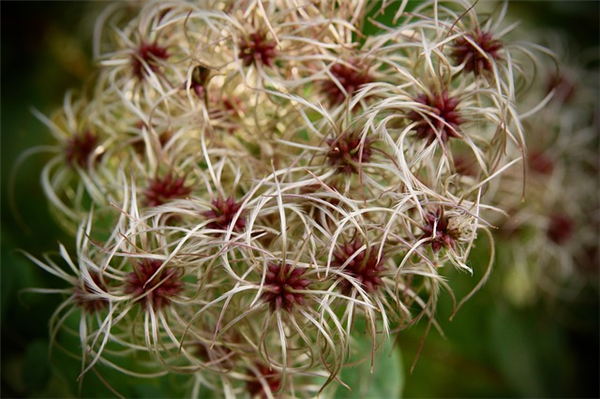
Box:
[4, 0, 598, 398]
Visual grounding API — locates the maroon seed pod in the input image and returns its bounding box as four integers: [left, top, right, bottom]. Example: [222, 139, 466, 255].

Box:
[420, 208, 459, 253]
[546, 72, 576, 103]
[144, 172, 191, 207]
[321, 60, 373, 105]
[546, 213, 574, 245]
[64, 130, 100, 168]
[408, 90, 463, 144]
[238, 31, 277, 68]
[246, 363, 282, 398]
[261, 263, 311, 312]
[331, 239, 386, 293]
[326, 131, 372, 175]
[202, 196, 246, 232]
[131, 41, 169, 79]
[190, 65, 210, 99]
[528, 151, 554, 176]
[125, 259, 183, 310]
[450, 29, 503, 76]
[74, 271, 109, 313]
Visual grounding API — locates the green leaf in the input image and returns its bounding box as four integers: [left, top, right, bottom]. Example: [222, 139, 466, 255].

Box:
[134, 383, 170, 399]
[23, 339, 51, 393]
[334, 319, 403, 399]
[491, 307, 566, 399]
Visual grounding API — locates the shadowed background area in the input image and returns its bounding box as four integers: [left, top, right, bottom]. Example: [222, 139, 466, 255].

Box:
[1, 1, 598, 398]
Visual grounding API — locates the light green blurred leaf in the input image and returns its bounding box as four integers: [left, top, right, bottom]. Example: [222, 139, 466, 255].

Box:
[489, 306, 563, 398]
[335, 319, 403, 399]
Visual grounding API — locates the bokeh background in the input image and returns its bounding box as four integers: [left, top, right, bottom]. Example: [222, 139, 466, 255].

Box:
[2, 1, 598, 398]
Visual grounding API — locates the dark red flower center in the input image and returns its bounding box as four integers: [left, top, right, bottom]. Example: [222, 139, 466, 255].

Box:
[528, 151, 554, 175]
[247, 363, 282, 398]
[190, 65, 210, 99]
[239, 31, 277, 68]
[202, 196, 246, 232]
[65, 130, 100, 168]
[420, 208, 460, 253]
[125, 259, 183, 310]
[326, 131, 372, 175]
[331, 239, 386, 293]
[144, 172, 191, 207]
[261, 263, 311, 312]
[74, 271, 109, 313]
[546, 213, 574, 245]
[451, 29, 502, 75]
[132, 41, 169, 79]
[321, 60, 373, 105]
[408, 90, 463, 144]
[547, 72, 576, 103]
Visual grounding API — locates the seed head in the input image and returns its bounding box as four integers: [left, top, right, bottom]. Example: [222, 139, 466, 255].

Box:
[547, 72, 576, 103]
[326, 131, 372, 175]
[321, 60, 373, 105]
[261, 263, 311, 312]
[74, 271, 109, 313]
[132, 41, 169, 79]
[408, 91, 463, 144]
[454, 154, 478, 177]
[125, 259, 183, 310]
[451, 29, 502, 75]
[546, 213, 574, 245]
[202, 196, 246, 232]
[420, 208, 460, 253]
[65, 130, 100, 168]
[246, 363, 282, 398]
[331, 239, 386, 293]
[528, 151, 554, 176]
[239, 31, 277, 68]
[144, 172, 191, 207]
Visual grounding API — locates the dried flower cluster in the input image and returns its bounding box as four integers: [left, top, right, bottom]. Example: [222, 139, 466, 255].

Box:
[26, 1, 556, 397]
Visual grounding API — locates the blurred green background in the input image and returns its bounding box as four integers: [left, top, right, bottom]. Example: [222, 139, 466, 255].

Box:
[2, 1, 598, 398]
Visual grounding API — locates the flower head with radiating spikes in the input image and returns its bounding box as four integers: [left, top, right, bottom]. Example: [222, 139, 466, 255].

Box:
[74, 271, 109, 313]
[125, 259, 183, 310]
[23, 0, 563, 397]
[420, 208, 460, 253]
[322, 60, 374, 105]
[331, 239, 386, 293]
[451, 29, 503, 75]
[144, 172, 191, 207]
[131, 41, 169, 79]
[239, 31, 277, 68]
[408, 91, 463, 144]
[261, 263, 311, 312]
[326, 130, 372, 175]
[202, 195, 246, 232]
[64, 130, 100, 168]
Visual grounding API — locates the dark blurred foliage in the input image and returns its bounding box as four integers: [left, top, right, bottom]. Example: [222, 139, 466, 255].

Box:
[510, 1, 600, 49]
[1, 2, 99, 397]
[1, 1, 598, 398]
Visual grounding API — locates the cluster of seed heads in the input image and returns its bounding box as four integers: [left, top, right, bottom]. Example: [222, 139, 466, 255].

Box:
[26, 0, 559, 397]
